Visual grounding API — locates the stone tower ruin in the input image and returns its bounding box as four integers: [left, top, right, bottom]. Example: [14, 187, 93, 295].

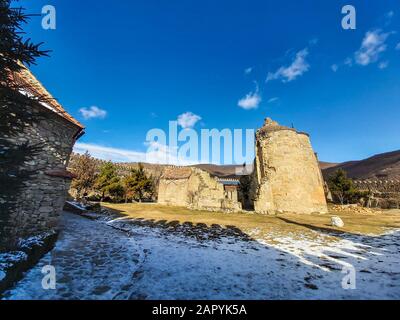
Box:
[251, 118, 328, 214]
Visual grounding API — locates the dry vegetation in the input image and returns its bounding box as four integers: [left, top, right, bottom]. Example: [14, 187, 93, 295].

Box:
[102, 203, 400, 240]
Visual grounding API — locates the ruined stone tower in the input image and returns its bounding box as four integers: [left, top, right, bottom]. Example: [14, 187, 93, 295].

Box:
[251, 118, 328, 214]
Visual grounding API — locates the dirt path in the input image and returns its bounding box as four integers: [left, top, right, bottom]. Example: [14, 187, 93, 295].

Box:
[3, 212, 400, 300]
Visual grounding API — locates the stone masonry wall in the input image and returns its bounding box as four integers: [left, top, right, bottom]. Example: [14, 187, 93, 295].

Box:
[158, 167, 242, 212]
[158, 179, 190, 207]
[158, 119, 327, 215]
[252, 120, 328, 214]
[0, 100, 80, 249]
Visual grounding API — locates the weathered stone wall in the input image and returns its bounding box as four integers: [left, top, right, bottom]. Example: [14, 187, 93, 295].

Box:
[0, 100, 81, 249]
[158, 119, 327, 215]
[158, 178, 190, 206]
[158, 167, 242, 212]
[354, 180, 400, 209]
[252, 119, 328, 214]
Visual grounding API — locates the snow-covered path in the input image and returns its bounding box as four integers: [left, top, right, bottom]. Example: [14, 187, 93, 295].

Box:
[3, 212, 143, 300]
[3, 212, 400, 300]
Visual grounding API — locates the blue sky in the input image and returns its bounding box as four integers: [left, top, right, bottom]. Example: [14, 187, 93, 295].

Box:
[20, 0, 400, 164]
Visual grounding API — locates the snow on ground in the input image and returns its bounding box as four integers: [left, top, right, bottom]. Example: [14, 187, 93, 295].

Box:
[17, 232, 55, 249]
[2, 212, 143, 300]
[65, 201, 87, 211]
[0, 251, 28, 282]
[256, 230, 400, 299]
[3, 212, 400, 300]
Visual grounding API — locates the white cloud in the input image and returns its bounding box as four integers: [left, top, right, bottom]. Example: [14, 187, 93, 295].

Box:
[74, 143, 145, 162]
[238, 87, 261, 110]
[385, 10, 394, 24]
[177, 112, 202, 129]
[266, 48, 310, 83]
[79, 106, 107, 120]
[244, 67, 253, 74]
[344, 57, 353, 66]
[386, 10, 394, 18]
[396, 42, 400, 50]
[378, 61, 389, 69]
[267, 97, 279, 104]
[354, 30, 390, 66]
[74, 142, 194, 165]
[331, 64, 339, 72]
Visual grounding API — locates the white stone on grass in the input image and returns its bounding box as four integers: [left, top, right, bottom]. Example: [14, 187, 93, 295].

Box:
[331, 216, 344, 228]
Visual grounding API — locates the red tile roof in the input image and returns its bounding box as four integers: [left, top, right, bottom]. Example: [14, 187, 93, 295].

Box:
[11, 66, 84, 129]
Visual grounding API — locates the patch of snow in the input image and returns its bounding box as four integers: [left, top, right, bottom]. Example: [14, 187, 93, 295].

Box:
[0, 251, 28, 270]
[65, 201, 87, 211]
[3, 212, 400, 300]
[102, 217, 400, 299]
[3, 212, 143, 300]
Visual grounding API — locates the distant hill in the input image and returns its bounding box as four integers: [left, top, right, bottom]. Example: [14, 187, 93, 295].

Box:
[193, 164, 243, 178]
[319, 161, 339, 170]
[322, 150, 400, 180]
[72, 149, 400, 181]
[194, 150, 400, 180]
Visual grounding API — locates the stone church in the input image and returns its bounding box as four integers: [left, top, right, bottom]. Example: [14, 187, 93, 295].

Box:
[0, 67, 84, 249]
[158, 118, 327, 214]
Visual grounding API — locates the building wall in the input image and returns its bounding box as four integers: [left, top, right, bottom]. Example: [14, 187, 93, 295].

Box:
[158, 119, 327, 215]
[158, 178, 190, 206]
[0, 100, 80, 249]
[158, 167, 242, 212]
[253, 126, 328, 214]
[189, 168, 224, 210]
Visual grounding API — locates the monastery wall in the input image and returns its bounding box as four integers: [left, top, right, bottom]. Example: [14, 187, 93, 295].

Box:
[158, 178, 190, 207]
[158, 167, 242, 212]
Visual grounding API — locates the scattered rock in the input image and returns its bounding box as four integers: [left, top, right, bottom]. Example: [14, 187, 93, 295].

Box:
[331, 216, 344, 228]
[0, 231, 58, 295]
[331, 204, 382, 214]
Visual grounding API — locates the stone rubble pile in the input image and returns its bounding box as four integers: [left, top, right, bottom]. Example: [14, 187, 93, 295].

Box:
[331, 204, 383, 214]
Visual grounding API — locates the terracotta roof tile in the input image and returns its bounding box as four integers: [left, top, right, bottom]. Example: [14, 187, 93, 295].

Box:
[11, 65, 84, 129]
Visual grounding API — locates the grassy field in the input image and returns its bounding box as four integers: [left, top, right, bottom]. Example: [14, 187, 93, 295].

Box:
[102, 203, 400, 241]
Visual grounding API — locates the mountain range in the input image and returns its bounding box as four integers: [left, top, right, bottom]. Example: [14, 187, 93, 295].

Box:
[321, 150, 400, 180]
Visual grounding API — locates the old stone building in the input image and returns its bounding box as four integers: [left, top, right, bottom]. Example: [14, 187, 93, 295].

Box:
[250, 118, 328, 214]
[353, 179, 400, 209]
[0, 67, 84, 249]
[158, 118, 328, 214]
[158, 166, 242, 212]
